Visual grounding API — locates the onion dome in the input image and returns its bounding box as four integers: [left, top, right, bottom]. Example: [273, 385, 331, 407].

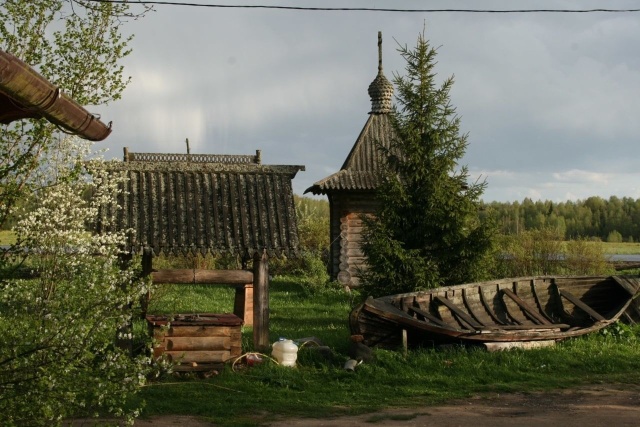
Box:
[368, 31, 393, 114]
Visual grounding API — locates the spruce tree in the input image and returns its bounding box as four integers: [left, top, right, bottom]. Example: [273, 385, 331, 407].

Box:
[361, 30, 496, 297]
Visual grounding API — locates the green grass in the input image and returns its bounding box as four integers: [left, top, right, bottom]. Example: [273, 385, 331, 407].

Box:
[0, 230, 15, 245]
[134, 277, 640, 426]
[601, 242, 640, 255]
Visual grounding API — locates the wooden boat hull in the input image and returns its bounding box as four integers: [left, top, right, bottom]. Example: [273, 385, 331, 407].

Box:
[349, 275, 640, 348]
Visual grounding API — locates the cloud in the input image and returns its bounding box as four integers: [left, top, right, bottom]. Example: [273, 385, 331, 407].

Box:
[93, 1, 640, 204]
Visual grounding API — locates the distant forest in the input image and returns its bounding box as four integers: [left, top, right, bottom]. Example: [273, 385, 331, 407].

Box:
[484, 196, 640, 242]
[297, 195, 640, 243]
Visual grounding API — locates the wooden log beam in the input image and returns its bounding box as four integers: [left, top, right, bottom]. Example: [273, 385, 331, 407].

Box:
[151, 269, 253, 285]
[253, 250, 270, 351]
[165, 336, 231, 351]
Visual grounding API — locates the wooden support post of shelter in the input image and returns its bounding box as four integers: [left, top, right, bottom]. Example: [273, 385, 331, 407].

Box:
[253, 250, 270, 351]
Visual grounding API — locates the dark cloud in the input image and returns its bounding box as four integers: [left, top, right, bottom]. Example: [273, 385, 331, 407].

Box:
[95, 0, 640, 202]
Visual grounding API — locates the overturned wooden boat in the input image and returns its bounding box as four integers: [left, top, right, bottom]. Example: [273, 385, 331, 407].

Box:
[350, 275, 640, 349]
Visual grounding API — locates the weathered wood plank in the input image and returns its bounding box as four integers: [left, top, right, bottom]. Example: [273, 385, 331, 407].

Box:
[408, 305, 449, 327]
[162, 350, 231, 363]
[560, 289, 606, 321]
[152, 269, 253, 285]
[165, 336, 231, 351]
[612, 275, 640, 296]
[434, 296, 483, 329]
[502, 288, 551, 325]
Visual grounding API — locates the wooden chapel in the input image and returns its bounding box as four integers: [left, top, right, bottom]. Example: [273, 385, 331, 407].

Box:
[305, 32, 397, 288]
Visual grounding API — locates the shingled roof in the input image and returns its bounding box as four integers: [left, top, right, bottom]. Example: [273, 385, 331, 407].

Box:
[100, 149, 305, 258]
[305, 32, 396, 195]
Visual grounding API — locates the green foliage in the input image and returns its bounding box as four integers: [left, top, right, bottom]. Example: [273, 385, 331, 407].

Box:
[599, 321, 636, 343]
[0, 144, 152, 426]
[497, 230, 614, 277]
[270, 196, 331, 289]
[607, 230, 623, 243]
[488, 196, 640, 242]
[294, 195, 330, 257]
[497, 228, 564, 276]
[564, 238, 614, 275]
[360, 30, 496, 297]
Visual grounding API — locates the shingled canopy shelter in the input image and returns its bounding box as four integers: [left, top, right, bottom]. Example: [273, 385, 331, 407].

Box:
[305, 32, 396, 289]
[0, 49, 111, 141]
[102, 148, 305, 349]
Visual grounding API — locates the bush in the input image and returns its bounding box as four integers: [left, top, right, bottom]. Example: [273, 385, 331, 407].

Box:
[564, 238, 614, 275]
[607, 230, 623, 243]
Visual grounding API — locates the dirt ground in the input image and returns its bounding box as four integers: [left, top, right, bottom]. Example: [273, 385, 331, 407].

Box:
[92, 382, 639, 427]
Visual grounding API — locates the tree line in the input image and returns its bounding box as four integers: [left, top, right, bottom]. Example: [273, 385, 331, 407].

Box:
[485, 196, 640, 242]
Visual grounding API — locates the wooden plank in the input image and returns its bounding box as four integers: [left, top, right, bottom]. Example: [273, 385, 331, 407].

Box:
[162, 350, 231, 363]
[462, 288, 490, 327]
[152, 269, 253, 285]
[488, 323, 569, 331]
[234, 284, 253, 325]
[502, 288, 551, 325]
[479, 285, 505, 325]
[434, 296, 483, 329]
[153, 326, 240, 338]
[408, 305, 449, 327]
[165, 336, 231, 351]
[559, 289, 606, 321]
[612, 275, 640, 296]
[484, 340, 556, 352]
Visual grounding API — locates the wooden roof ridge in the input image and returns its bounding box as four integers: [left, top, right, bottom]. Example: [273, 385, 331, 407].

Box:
[123, 147, 263, 165]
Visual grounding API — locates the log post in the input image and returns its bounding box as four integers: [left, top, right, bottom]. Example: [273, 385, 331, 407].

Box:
[253, 249, 269, 351]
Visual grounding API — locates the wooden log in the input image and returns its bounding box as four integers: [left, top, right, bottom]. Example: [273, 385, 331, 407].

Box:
[165, 336, 230, 351]
[152, 269, 253, 285]
[162, 350, 231, 363]
[484, 340, 555, 352]
[253, 250, 269, 351]
[153, 326, 241, 338]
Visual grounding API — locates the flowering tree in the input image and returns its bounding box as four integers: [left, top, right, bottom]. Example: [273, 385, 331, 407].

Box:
[0, 1, 152, 425]
[0, 138, 151, 425]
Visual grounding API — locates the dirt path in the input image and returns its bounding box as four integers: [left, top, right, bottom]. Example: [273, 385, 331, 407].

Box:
[71, 383, 640, 426]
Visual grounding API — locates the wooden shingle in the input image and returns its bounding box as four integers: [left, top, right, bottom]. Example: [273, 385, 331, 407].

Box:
[100, 150, 304, 258]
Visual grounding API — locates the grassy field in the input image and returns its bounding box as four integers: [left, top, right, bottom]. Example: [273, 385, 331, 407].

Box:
[134, 277, 640, 426]
[600, 242, 640, 255]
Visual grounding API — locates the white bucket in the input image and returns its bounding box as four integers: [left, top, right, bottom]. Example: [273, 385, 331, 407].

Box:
[272, 339, 298, 367]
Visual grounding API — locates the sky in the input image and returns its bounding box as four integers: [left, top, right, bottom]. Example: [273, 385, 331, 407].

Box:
[92, 0, 640, 203]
